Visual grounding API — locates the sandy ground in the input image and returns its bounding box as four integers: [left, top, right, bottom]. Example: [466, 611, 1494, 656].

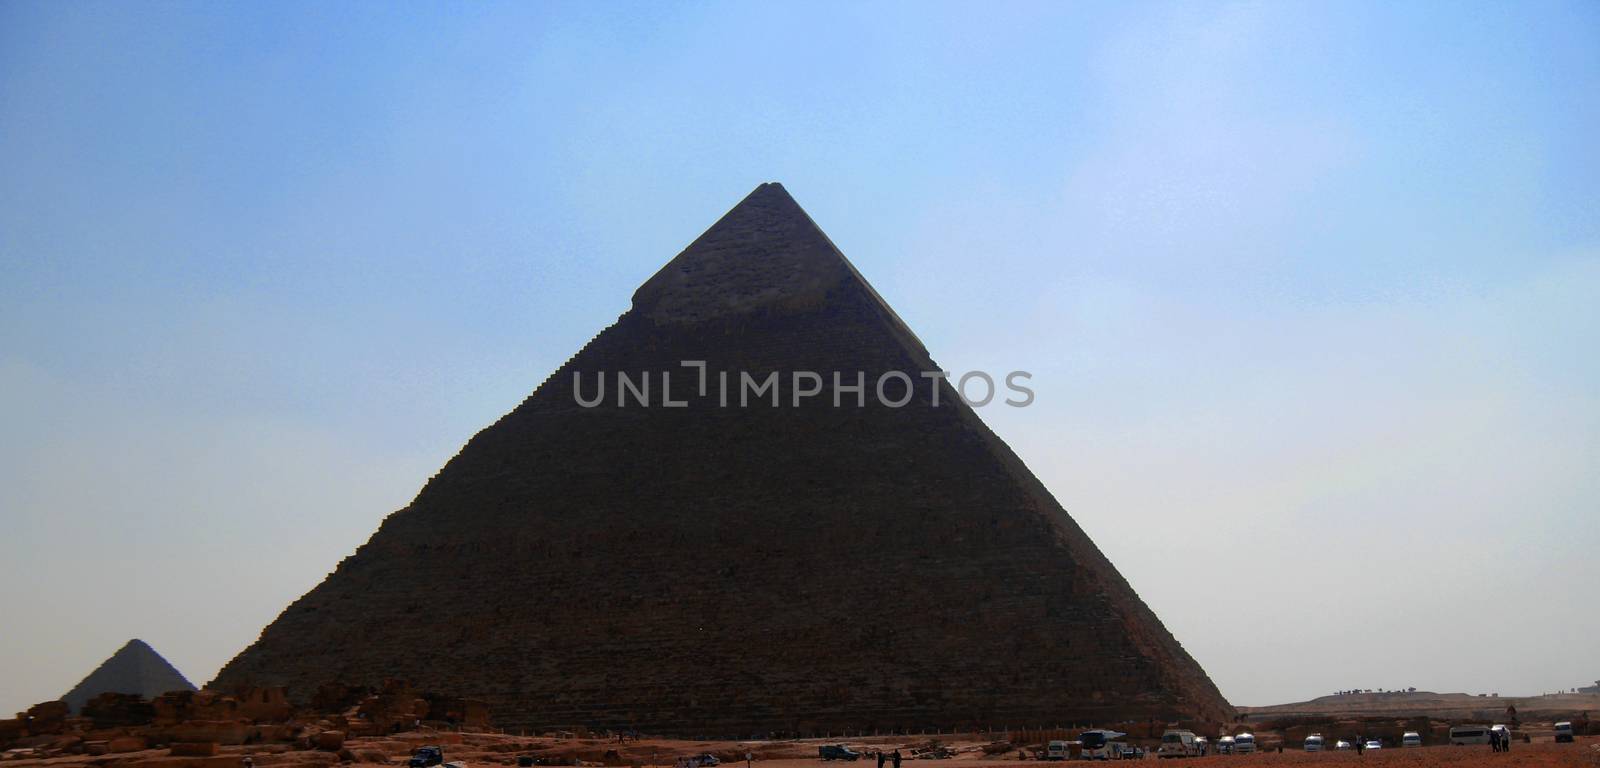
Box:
[6, 733, 1596, 768]
[704, 741, 1598, 767]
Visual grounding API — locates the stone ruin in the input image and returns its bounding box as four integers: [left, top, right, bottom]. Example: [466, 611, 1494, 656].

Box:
[0, 681, 490, 760]
[210, 182, 1235, 736]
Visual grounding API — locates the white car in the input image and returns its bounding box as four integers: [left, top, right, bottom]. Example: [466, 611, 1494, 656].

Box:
[1334, 741, 1352, 750]
[1402, 732, 1421, 748]
[1363, 740, 1382, 751]
[1304, 734, 1324, 752]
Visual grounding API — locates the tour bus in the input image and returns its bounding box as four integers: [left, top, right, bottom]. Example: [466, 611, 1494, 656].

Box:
[1449, 725, 1491, 745]
[1233, 733, 1257, 754]
[1555, 722, 1575, 743]
[1215, 736, 1235, 754]
[1304, 733, 1324, 752]
[1402, 731, 1422, 748]
[1044, 741, 1070, 761]
[1077, 730, 1125, 760]
[1157, 730, 1200, 758]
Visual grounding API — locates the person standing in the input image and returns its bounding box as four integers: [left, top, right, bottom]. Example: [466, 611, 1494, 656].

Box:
[876, 751, 885, 768]
[891, 751, 901, 768]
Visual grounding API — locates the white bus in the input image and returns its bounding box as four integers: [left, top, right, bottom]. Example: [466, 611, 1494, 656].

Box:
[1555, 722, 1574, 743]
[1077, 730, 1124, 760]
[1304, 734, 1324, 752]
[1233, 733, 1257, 754]
[1402, 732, 1421, 748]
[1449, 725, 1491, 745]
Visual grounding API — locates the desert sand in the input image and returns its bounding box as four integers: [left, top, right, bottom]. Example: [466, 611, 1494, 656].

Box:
[6, 730, 1596, 768]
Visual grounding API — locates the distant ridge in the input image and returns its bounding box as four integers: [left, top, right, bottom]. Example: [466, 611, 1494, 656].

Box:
[61, 639, 197, 712]
[1240, 689, 1600, 719]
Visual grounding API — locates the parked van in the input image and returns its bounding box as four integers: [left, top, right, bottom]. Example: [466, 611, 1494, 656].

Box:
[1233, 733, 1257, 754]
[1450, 726, 1491, 745]
[1215, 736, 1234, 754]
[1044, 741, 1070, 761]
[1304, 734, 1324, 752]
[1402, 732, 1421, 748]
[1157, 730, 1199, 758]
[1555, 722, 1575, 743]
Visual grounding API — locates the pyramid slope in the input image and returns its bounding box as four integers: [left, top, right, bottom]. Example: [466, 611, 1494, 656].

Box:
[213, 183, 1233, 733]
[62, 639, 197, 712]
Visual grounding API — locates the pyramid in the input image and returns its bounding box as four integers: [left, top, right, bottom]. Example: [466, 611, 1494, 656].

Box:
[212, 183, 1233, 734]
[62, 639, 197, 712]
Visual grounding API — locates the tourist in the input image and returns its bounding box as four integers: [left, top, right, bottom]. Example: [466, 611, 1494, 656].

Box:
[877, 752, 886, 768]
[891, 751, 901, 768]
[1489, 729, 1499, 752]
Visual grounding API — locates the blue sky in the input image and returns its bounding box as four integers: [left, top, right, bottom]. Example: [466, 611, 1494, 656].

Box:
[2, 1, 1596, 713]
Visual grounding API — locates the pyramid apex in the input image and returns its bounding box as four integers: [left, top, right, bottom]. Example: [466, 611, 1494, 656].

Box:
[629, 183, 918, 352]
[117, 638, 158, 655]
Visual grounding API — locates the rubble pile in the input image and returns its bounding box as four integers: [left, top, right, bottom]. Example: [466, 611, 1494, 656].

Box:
[0, 680, 492, 767]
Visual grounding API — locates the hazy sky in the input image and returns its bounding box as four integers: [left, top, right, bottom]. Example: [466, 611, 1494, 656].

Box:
[2, 1, 1596, 715]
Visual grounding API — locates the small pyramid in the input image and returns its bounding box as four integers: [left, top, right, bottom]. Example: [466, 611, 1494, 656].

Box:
[61, 639, 197, 712]
[214, 183, 1233, 734]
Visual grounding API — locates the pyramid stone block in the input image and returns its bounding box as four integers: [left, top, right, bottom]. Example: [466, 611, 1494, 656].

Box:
[212, 183, 1233, 734]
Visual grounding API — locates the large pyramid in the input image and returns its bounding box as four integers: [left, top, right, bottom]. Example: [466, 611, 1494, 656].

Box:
[62, 639, 196, 712]
[213, 183, 1233, 734]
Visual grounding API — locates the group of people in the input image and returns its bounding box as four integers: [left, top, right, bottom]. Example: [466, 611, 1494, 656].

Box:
[873, 750, 903, 768]
[1489, 728, 1513, 752]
